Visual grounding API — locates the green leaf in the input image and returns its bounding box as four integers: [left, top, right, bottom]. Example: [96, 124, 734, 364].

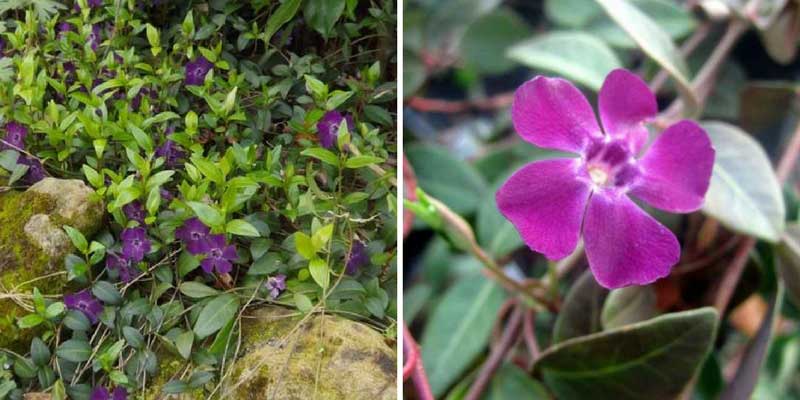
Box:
[507, 31, 622, 91]
[421, 273, 506, 396]
[263, 0, 302, 44]
[344, 155, 385, 169]
[301, 147, 340, 167]
[601, 285, 658, 330]
[406, 144, 487, 215]
[175, 330, 194, 360]
[593, 0, 698, 112]
[179, 282, 220, 299]
[92, 281, 122, 305]
[476, 178, 523, 257]
[56, 339, 92, 363]
[309, 258, 330, 289]
[187, 202, 225, 228]
[177, 251, 201, 277]
[62, 225, 88, 254]
[304, 0, 346, 38]
[486, 364, 550, 400]
[294, 293, 313, 313]
[553, 270, 608, 343]
[701, 121, 785, 242]
[534, 308, 719, 400]
[193, 294, 240, 339]
[778, 224, 800, 307]
[294, 232, 316, 260]
[311, 223, 334, 250]
[225, 219, 260, 237]
[461, 8, 533, 74]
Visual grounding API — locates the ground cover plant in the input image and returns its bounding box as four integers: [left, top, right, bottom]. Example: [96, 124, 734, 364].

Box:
[0, 0, 397, 398]
[403, 0, 800, 399]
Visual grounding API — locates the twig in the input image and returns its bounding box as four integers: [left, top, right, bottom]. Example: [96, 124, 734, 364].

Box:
[403, 323, 434, 400]
[522, 309, 540, 370]
[464, 307, 524, 400]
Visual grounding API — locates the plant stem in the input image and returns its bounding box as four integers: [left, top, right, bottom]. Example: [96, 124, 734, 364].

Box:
[649, 22, 712, 93]
[464, 307, 524, 400]
[403, 323, 434, 400]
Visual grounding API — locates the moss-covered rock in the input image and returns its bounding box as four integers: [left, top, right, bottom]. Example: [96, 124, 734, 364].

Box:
[222, 307, 396, 400]
[0, 178, 104, 350]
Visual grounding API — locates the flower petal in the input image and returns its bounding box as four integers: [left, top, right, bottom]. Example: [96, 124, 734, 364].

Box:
[583, 193, 679, 289]
[512, 76, 601, 154]
[496, 158, 590, 259]
[630, 120, 715, 212]
[598, 69, 657, 153]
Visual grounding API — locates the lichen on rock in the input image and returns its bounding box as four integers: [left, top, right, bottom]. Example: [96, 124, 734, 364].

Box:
[222, 306, 397, 400]
[0, 178, 104, 350]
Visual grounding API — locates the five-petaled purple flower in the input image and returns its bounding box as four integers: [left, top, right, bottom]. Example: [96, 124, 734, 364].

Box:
[175, 217, 211, 255]
[496, 69, 715, 289]
[64, 290, 103, 324]
[90, 386, 127, 400]
[200, 234, 237, 275]
[316, 111, 354, 149]
[2, 122, 27, 151]
[184, 56, 213, 86]
[265, 274, 287, 300]
[121, 227, 151, 262]
[346, 241, 369, 275]
[123, 201, 146, 225]
[106, 252, 139, 283]
[155, 140, 186, 168]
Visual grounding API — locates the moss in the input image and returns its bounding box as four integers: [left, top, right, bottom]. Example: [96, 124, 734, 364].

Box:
[141, 350, 209, 400]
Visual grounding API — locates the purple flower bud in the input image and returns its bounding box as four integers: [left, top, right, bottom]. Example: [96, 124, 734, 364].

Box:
[2, 122, 27, 151]
[121, 227, 151, 262]
[184, 56, 213, 86]
[58, 22, 73, 38]
[154, 140, 186, 168]
[316, 111, 354, 149]
[265, 274, 287, 299]
[123, 200, 146, 225]
[175, 217, 211, 255]
[346, 241, 369, 275]
[200, 234, 237, 275]
[65, 290, 103, 325]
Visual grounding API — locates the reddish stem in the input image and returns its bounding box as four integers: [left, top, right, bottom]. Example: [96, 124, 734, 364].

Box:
[403, 323, 434, 400]
[406, 92, 514, 113]
[464, 307, 524, 400]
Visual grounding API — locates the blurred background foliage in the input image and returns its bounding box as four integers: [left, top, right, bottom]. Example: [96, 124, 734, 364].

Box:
[403, 0, 800, 399]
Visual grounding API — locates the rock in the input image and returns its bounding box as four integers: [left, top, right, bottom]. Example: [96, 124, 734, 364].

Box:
[223, 306, 396, 400]
[0, 178, 104, 350]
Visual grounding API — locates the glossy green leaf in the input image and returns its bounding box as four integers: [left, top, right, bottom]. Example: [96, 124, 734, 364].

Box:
[535, 308, 719, 400]
[304, 0, 346, 38]
[56, 339, 92, 363]
[601, 285, 658, 330]
[225, 219, 260, 237]
[486, 364, 550, 400]
[778, 224, 800, 307]
[193, 294, 240, 339]
[179, 282, 220, 299]
[187, 202, 225, 228]
[406, 144, 487, 215]
[301, 147, 340, 167]
[421, 273, 506, 396]
[701, 121, 785, 242]
[263, 0, 302, 44]
[309, 258, 330, 289]
[461, 8, 532, 74]
[553, 270, 608, 343]
[507, 31, 622, 91]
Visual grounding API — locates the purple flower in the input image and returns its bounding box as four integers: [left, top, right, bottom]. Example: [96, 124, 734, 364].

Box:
[88, 25, 101, 51]
[265, 274, 286, 299]
[154, 140, 186, 168]
[64, 290, 103, 324]
[316, 111, 354, 149]
[112, 387, 127, 400]
[496, 69, 715, 289]
[184, 56, 213, 86]
[18, 156, 45, 184]
[346, 241, 369, 275]
[200, 234, 237, 275]
[123, 201, 146, 225]
[1, 122, 27, 150]
[121, 227, 151, 262]
[106, 252, 139, 283]
[58, 22, 73, 38]
[0, 38, 5, 56]
[90, 386, 126, 400]
[175, 217, 211, 255]
[160, 188, 174, 202]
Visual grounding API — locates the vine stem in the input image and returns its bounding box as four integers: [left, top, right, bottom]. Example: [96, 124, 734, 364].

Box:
[714, 113, 800, 312]
[464, 307, 524, 400]
[403, 323, 434, 400]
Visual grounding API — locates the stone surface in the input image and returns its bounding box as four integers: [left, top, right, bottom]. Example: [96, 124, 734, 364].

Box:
[0, 178, 104, 350]
[222, 306, 396, 400]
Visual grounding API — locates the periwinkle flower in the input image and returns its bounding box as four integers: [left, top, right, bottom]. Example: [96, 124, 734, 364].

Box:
[88, 25, 101, 51]
[160, 188, 174, 202]
[123, 200, 146, 225]
[106, 252, 138, 283]
[1, 122, 27, 150]
[90, 386, 127, 400]
[18, 156, 45, 184]
[0, 38, 5, 56]
[346, 241, 369, 275]
[57, 22, 73, 38]
[265, 274, 287, 299]
[200, 234, 237, 275]
[184, 56, 213, 86]
[64, 290, 103, 324]
[496, 69, 715, 289]
[175, 217, 211, 255]
[121, 227, 151, 262]
[154, 140, 186, 168]
[316, 111, 354, 149]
